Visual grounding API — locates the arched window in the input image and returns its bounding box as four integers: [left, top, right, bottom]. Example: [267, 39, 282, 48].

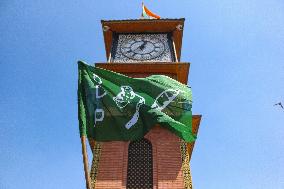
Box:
[126, 138, 153, 189]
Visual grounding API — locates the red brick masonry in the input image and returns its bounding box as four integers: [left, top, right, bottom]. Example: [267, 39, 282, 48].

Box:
[95, 125, 186, 189]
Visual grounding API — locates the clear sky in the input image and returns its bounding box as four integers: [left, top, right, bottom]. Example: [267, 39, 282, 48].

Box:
[0, 0, 283, 188]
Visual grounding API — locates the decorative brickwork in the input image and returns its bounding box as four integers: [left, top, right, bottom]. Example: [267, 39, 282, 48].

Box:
[90, 126, 195, 189]
[93, 141, 126, 189]
[90, 142, 102, 189]
[180, 141, 193, 189]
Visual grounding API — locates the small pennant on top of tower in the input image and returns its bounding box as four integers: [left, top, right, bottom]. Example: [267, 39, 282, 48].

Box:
[141, 3, 160, 19]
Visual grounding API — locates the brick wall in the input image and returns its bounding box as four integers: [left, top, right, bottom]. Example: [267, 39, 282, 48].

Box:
[94, 125, 185, 189]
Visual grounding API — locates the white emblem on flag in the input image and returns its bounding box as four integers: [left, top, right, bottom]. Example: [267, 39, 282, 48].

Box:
[94, 109, 104, 124]
[93, 74, 103, 84]
[113, 86, 145, 129]
[151, 89, 181, 111]
[93, 74, 106, 127]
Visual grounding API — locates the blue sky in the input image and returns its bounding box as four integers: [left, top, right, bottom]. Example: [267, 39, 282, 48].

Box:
[0, 0, 283, 188]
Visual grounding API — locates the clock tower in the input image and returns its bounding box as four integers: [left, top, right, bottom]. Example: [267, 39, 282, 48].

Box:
[85, 18, 202, 189]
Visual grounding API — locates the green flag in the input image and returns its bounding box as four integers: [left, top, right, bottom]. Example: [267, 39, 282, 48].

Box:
[78, 61, 196, 142]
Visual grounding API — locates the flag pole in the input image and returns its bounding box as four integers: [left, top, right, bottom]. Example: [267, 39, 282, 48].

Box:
[81, 136, 92, 189]
[141, 2, 144, 19]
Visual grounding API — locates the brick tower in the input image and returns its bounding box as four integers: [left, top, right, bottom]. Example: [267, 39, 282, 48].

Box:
[87, 18, 202, 189]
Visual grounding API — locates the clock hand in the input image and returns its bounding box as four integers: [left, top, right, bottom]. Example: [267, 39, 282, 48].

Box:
[132, 41, 145, 51]
[139, 41, 147, 50]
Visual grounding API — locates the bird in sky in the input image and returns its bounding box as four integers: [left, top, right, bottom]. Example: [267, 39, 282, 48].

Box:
[274, 102, 284, 109]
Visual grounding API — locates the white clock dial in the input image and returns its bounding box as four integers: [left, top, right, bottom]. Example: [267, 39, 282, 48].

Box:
[112, 33, 174, 63]
[120, 37, 165, 61]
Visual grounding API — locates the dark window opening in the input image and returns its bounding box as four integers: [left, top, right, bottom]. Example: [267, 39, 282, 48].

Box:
[126, 138, 153, 189]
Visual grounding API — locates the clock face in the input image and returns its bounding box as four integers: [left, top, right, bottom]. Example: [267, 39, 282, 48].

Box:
[112, 33, 174, 63]
[120, 36, 165, 61]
